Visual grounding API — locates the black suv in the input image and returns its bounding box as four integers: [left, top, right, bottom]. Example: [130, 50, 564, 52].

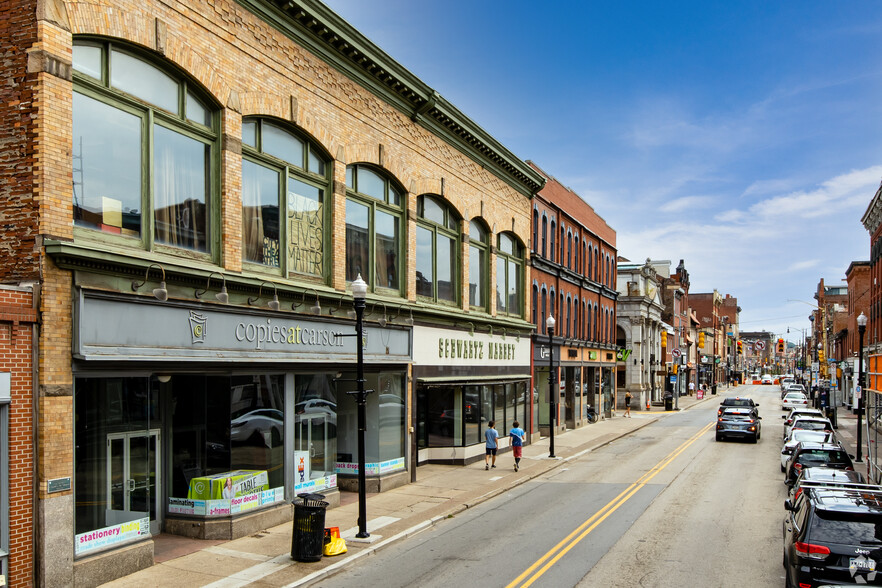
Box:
[717, 396, 759, 417]
[784, 485, 882, 587]
[784, 441, 855, 487]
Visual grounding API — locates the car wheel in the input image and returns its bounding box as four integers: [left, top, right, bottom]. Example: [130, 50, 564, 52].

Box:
[751, 435, 758, 444]
[715, 433, 722, 441]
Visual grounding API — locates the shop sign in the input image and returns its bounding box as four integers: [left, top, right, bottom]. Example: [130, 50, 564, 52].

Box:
[74, 517, 150, 556]
[335, 457, 405, 476]
[76, 293, 411, 362]
[616, 349, 632, 362]
[294, 474, 337, 495]
[167, 487, 285, 517]
[413, 325, 530, 366]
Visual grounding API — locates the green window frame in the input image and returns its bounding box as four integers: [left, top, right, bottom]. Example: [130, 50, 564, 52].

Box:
[71, 39, 218, 259]
[241, 118, 330, 279]
[495, 233, 524, 318]
[345, 164, 404, 294]
[468, 219, 490, 311]
[416, 195, 460, 304]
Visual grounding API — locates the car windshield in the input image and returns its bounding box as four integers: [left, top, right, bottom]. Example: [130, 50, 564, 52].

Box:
[724, 399, 753, 407]
[812, 515, 882, 544]
[796, 449, 850, 466]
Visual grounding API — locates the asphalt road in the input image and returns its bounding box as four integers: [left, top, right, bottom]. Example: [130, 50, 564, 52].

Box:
[312, 384, 787, 588]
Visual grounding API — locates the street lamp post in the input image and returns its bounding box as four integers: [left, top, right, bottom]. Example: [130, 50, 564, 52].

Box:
[350, 274, 370, 538]
[547, 315, 556, 459]
[809, 315, 815, 400]
[857, 312, 867, 463]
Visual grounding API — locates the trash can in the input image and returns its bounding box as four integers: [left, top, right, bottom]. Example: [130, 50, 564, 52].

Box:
[664, 394, 674, 411]
[291, 493, 328, 562]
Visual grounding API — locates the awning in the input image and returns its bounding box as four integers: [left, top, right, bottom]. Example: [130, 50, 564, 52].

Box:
[417, 374, 532, 385]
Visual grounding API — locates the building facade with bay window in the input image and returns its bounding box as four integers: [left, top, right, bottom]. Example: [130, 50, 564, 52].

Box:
[0, 0, 542, 584]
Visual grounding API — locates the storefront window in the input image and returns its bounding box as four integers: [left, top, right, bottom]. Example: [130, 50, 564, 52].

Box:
[419, 382, 526, 447]
[336, 372, 406, 474]
[75, 377, 159, 539]
[464, 386, 482, 445]
[294, 374, 338, 485]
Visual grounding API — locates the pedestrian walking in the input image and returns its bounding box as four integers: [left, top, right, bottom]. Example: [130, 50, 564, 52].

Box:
[484, 421, 499, 470]
[688, 381, 695, 395]
[624, 391, 632, 418]
[509, 420, 526, 471]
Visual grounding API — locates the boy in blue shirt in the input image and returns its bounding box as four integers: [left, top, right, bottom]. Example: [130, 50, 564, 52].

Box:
[509, 420, 526, 471]
[484, 421, 499, 470]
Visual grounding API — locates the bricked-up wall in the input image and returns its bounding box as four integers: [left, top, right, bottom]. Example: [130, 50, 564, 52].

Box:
[0, 285, 36, 588]
[0, 0, 40, 282]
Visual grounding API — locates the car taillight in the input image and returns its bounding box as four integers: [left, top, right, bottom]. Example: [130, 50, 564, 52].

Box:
[786, 419, 793, 425]
[794, 488, 802, 500]
[795, 541, 830, 560]
[794, 463, 803, 471]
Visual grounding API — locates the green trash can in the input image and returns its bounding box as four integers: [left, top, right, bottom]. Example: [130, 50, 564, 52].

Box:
[291, 493, 328, 562]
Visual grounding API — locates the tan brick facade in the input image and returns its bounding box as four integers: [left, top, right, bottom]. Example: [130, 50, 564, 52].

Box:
[2, 0, 541, 584]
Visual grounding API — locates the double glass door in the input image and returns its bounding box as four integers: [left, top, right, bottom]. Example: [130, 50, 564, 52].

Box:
[295, 414, 331, 479]
[106, 430, 161, 534]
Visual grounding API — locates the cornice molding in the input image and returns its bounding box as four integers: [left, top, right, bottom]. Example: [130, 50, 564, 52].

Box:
[237, 0, 545, 198]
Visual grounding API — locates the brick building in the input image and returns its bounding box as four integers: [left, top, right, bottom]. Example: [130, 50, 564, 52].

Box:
[0, 285, 37, 586]
[0, 0, 543, 584]
[527, 163, 618, 425]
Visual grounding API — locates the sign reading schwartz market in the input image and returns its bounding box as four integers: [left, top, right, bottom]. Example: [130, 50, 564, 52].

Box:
[75, 293, 411, 362]
[413, 325, 530, 366]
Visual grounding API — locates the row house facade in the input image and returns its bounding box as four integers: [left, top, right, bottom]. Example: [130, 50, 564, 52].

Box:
[528, 164, 618, 425]
[659, 260, 692, 398]
[690, 291, 733, 388]
[0, 0, 547, 584]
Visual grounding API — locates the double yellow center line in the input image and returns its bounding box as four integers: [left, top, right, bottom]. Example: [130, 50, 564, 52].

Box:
[506, 421, 715, 588]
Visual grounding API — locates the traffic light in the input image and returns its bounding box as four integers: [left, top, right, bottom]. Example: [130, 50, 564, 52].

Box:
[818, 348, 825, 362]
[736, 340, 743, 354]
[777, 338, 784, 353]
[660, 331, 667, 348]
[698, 332, 705, 348]
[672, 363, 678, 374]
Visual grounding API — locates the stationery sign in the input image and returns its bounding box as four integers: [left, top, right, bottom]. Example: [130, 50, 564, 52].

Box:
[75, 518, 150, 556]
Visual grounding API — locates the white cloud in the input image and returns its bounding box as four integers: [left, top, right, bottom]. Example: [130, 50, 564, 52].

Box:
[786, 259, 821, 272]
[659, 195, 714, 213]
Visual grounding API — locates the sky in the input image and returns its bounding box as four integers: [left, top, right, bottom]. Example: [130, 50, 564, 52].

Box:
[322, 0, 882, 344]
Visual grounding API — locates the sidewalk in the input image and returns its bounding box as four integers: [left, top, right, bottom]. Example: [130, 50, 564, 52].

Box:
[104, 393, 716, 587]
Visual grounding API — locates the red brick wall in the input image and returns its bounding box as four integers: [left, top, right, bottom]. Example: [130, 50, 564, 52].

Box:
[0, 0, 40, 283]
[0, 286, 36, 587]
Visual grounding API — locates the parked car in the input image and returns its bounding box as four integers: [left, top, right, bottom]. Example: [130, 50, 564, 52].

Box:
[783, 484, 882, 587]
[717, 397, 759, 417]
[784, 441, 854, 487]
[782, 407, 824, 428]
[784, 415, 833, 440]
[230, 408, 283, 446]
[779, 377, 795, 391]
[716, 406, 761, 443]
[781, 383, 807, 399]
[788, 466, 868, 499]
[780, 430, 837, 472]
[782, 392, 809, 411]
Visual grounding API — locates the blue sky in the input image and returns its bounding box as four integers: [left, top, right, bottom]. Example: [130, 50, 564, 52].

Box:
[322, 0, 882, 343]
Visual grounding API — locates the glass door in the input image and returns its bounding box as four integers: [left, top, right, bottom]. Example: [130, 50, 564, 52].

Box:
[295, 415, 330, 478]
[106, 430, 161, 534]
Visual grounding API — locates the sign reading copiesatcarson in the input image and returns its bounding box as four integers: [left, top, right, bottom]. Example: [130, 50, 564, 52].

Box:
[75, 292, 411, 363]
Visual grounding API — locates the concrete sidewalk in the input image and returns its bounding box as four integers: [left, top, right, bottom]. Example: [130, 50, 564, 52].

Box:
[104, 393, 717, 587]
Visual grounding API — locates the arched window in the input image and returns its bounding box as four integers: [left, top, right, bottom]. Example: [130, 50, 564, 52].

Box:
[560, 226, 565, 263]
[574, 236, 580, 272]
[496, 233, 524, 317]
[72, 40, 218, 255]
[241, 118, 330, 274]
[549, 288, 556, 324]
[469, 219, 489, 310]
[582, 241, 587, 276]
[586, 301, 592, 341]
[532, 284, 539, 325]
[593, 303, 599, 340]
[574, 298, 580, 339]
[567, 231, 573, 268]
[532, 210, 538, 253]
[416, 195, 460, 303]
[594, 249, 599, 281]
[345, 164, 405, 293]
[587, 244, 593, 278]
[566, 296, 572, 338]
[541, 216, 547, 257]
[549, 220, 556, 262]
[541, 287, 548, 334]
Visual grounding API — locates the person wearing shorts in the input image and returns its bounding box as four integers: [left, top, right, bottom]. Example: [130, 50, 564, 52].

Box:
[509, 420, 526, 471]
[484, 421, 499, 470]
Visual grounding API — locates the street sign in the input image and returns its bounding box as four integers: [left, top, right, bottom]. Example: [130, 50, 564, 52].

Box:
[671, 348, 682, 358]
[755, 341, 765, 350]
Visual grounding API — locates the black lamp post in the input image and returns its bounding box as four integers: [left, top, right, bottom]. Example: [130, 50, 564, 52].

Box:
[547, 314, 556, 458]
[808, 314, 815, 400]
[350, 274, 370, 538]
[857, 312, 867, 463]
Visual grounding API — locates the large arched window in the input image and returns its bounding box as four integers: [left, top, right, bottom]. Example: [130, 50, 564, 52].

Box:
[573, 298, 580, 339]
[585, 301, 592, 341]
[574, 236, 580, 272]
[496, 233, 524, 317]
[549, 220, 556, 262]
[72, 40, 218, 256]
[567, 231, 573, 268]
[587, 244, 593, 278]
[582, 241, 587, 276]
[532, 210, 538, 253]
[469, 219, 490, 310]
[416, 195, 459, 303]
[541, 288, 548, 334]
[566, 296, 572, 338]
[541, 216, 547, 257]
[241, 118, 329, 275]
[345, 164, 404, 293]
[532, 284, 539, 325]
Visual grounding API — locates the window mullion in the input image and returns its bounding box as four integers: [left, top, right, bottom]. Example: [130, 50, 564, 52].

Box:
[144, 109, 155, 251]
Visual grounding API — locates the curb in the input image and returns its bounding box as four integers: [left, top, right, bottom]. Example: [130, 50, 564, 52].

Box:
[286, 413, 674, 587]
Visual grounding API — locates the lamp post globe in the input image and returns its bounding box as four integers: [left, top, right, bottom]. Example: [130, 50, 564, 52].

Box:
[546, 315, 556, 459]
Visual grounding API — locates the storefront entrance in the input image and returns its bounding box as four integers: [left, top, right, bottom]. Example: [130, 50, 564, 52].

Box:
[106, 430, 161, 534]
